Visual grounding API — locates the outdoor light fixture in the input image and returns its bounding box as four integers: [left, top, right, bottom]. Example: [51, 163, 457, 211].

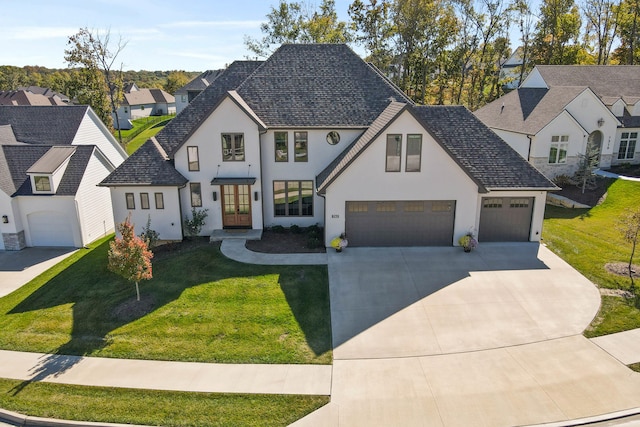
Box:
[212, 191, 217, 201]
[597, 118, 605, 127]
[254, 191, 259, 201]
[2, 215, 8, 224]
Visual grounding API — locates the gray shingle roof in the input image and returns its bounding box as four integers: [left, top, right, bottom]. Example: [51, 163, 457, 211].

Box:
[99, 139, 188, 187]
[237, 44, 413, 127]
[473, 86, 587, 135]
[154, 60, 263, 157]
[0, 105, 89, 145]
[535, 65, 640, 99]
[413, 105, 556, 190]
[1, 145, 95, 196]
[175, 69, 225, 94]
[618, 109, 640, 127]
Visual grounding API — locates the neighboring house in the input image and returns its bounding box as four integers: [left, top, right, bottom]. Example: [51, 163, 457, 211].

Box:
[474, 65, 640, 179]
[0, 87, 68, 106]
[0, 105, 128, 250]
[101, 44, 555, 247]
[175, 69, 225, 114]
[500, 47, 524, 90]
[114, 87, 176, 130]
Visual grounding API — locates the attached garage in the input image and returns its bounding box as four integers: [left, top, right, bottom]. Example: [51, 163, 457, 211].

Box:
[479, 197, 533, 242]
[345, 200, 455, 247]
[27, 211, 75, 247]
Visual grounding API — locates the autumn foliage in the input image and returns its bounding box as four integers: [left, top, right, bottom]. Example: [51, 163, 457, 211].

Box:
[108, 216, 153, 301]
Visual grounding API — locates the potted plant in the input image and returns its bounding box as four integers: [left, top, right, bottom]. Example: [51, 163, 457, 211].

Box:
[330, 233, 348, 252]
[458, 232, 478, 252]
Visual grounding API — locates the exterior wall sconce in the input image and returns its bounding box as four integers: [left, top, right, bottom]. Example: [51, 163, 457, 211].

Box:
[597, 118, 605, 127]
[254, 191, 259, 201]
[2, 215, 8, 224]
[212, 191, 217, 201]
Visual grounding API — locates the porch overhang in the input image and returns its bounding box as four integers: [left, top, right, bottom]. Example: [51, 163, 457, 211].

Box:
[211, 177, 257, 185]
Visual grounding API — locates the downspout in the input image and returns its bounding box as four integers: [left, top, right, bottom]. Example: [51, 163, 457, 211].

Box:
[526, 135, 533, 161]
[258, 128, 268, 231]
[177, 186, 185, 241]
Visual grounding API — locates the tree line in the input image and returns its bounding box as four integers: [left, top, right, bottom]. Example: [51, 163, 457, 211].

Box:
[245, 0, 640, 109]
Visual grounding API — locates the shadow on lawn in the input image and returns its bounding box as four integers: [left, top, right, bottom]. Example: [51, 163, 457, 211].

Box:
[6, 239, 330, 393]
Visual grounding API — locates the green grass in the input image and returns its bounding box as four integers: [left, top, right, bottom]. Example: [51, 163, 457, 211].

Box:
[116, 115, 173, 140]
[0, 378, 328, 427]
[543, 179, 640, 336]
[0, 236, 332, 364]
[125, 121, 167, 154]
[629, 362, 640, 373]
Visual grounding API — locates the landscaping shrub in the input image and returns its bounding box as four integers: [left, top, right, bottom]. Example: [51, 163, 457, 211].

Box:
[290, 225, 301, 234]
[270, 225, 285, 233]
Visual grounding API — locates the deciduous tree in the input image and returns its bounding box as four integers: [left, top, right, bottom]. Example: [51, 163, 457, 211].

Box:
[618, 208, 640, 294]
[108, 216, 153, 302]
[164, 71, 190, 95]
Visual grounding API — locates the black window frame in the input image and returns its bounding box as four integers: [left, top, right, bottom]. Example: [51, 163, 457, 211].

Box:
[140, 192, 150, 210]
[221, 133, 245, 162]
[187, 146, 200, 171]
[273, 180, 314, 217]
[386, 134, 402, 172]
[294, 131, 308, 162]
[154, 192, 164, 209]
[406, 134, 422, 172]
[125, 192, 135, 210]
[190, 182, 202, 207]
[275, 132, 288, 162]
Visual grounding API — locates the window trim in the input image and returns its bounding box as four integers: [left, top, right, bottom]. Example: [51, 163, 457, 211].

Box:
[406, 134, 422, 172]
[187, 146, 200, 171]
[154, 192, 164, 209]
[273, 180, 314, 217]
[221, 133, 245, 162]
[619, 132, 637, 160]
[275, 132, 288, 162]
[33, 175, 52, 192]
[190, 182, 202, 207]
[294, 131, 308, 162]
[386, 134, 402, 172]
[125, 192, 135, 210]
[548, 135, 569, 164]
[140, 193, 150, 210]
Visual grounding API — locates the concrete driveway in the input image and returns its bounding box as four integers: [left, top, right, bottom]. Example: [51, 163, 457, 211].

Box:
[293, 243, 640, 427]
[0, 248, 76, 298]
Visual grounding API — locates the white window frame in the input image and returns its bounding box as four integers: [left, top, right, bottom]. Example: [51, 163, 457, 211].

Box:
[549, 135, 568, 164]
[619, 132, 637, 160]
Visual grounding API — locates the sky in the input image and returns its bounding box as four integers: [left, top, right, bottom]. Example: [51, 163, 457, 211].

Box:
[0, 0, 358, 72]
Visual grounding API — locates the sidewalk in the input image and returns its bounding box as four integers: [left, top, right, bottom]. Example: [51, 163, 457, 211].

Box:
[591, 328, 640, 365]
[595, 168, 640, 182]
[220, 239, 328, 265]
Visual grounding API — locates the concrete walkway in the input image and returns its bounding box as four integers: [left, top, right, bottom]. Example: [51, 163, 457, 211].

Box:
[220, 238, 327, 265]
[595, 168, 640, 182]
[591, 328, 640, 365]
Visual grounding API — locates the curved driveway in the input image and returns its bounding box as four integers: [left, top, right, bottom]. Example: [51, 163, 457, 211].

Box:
[296, 243, 640, 427]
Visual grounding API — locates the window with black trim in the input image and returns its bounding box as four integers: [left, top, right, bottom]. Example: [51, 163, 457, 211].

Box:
[140, 193, 150, 209]
[406, 134, 422, 172]
[190, 182, 202, 207]
[155, 192, 164, 209]
[294, 132, 308, 162]
[222, 133, 245, 161]
[275, 132, 288, 162]
[273, 180, 313, 216]
[386, 134, 401, 172]
[619, 132, 637, 160]
[125, 192, 135, 210]
[187, 146, 199, 171]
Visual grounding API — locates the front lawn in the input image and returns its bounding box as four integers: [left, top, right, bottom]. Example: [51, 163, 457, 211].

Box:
[543, 179, 640, 336]
[0, 378, 328, 427]
[0, 236, 331, 364]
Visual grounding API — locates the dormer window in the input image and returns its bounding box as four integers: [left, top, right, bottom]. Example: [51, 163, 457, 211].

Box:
[34, 176, 51, 192]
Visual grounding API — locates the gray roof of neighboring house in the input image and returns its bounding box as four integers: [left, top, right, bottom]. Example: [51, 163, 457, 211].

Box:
[122, 88, 175, 106]
[0, 144, 95, 196]
[175, 69, 226, 94]
[99, 139, 188, 186]
[17, 86, 70, 103]
[0, 90, 67, 106]
[318, 103, 556, 194]
[27, 146, 77, 174]
[473, 86, 587, 135]
[618, 109, 640, 128]
[0, 105, 89, 145]
[535, 65, 640, 99]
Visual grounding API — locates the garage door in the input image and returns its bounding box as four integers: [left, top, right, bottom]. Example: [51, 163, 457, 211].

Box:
[479, 197, 533, 242]
[345, 200, 455, 247]
[27, 211, 75, 247]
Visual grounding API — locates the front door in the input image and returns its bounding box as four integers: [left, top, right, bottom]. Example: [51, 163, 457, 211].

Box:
[222, 184, 252, 228]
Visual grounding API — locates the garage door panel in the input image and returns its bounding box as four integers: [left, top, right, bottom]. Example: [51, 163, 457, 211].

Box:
[346, 201, 454, 247]
[28, 212, 75, 247]
[479, 197, 532, 242]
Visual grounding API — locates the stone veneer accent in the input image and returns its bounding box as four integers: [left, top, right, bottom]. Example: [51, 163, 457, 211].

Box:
[531, 156, 581, 179]
[2, 230, 26, 251]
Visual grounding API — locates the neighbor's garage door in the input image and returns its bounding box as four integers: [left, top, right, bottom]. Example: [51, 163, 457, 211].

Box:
[479, 197, 533, 242]
[27, 211, 75, 247]
[345, 200, 455, 247]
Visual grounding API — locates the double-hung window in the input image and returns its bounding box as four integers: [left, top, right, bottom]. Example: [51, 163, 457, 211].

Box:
[187, 146, 199, 171]
[619, 132, 637, 160]
[548, 135, 568, 164]
[222, 133, 245, 161]
[273, 181, 313, 216]
[275, 132, 288, 162]
[294, 132, 308, 162]
[386, 134, 402, 172]
[406, 134, 422, 172]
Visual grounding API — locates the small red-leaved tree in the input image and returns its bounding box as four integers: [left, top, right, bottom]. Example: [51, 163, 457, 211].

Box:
[108, 216, 153, 301]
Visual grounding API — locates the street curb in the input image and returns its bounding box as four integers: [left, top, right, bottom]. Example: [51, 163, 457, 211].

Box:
[0, 408, 152, 427]
[521, 407, 640, 426]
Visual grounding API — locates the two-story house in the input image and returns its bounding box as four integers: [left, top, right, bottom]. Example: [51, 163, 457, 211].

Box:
[100, 44, 555, 247]
[475, 65, 640, 179]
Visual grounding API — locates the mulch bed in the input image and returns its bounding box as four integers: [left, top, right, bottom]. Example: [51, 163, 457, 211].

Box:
[605, 262, 640, 278]
[608, 165, 640, 178]
[554, 177, 613, 207]
[246, 230, 326, 254]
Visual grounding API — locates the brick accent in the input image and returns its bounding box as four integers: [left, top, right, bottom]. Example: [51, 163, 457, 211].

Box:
[2, 230, 26, 251]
